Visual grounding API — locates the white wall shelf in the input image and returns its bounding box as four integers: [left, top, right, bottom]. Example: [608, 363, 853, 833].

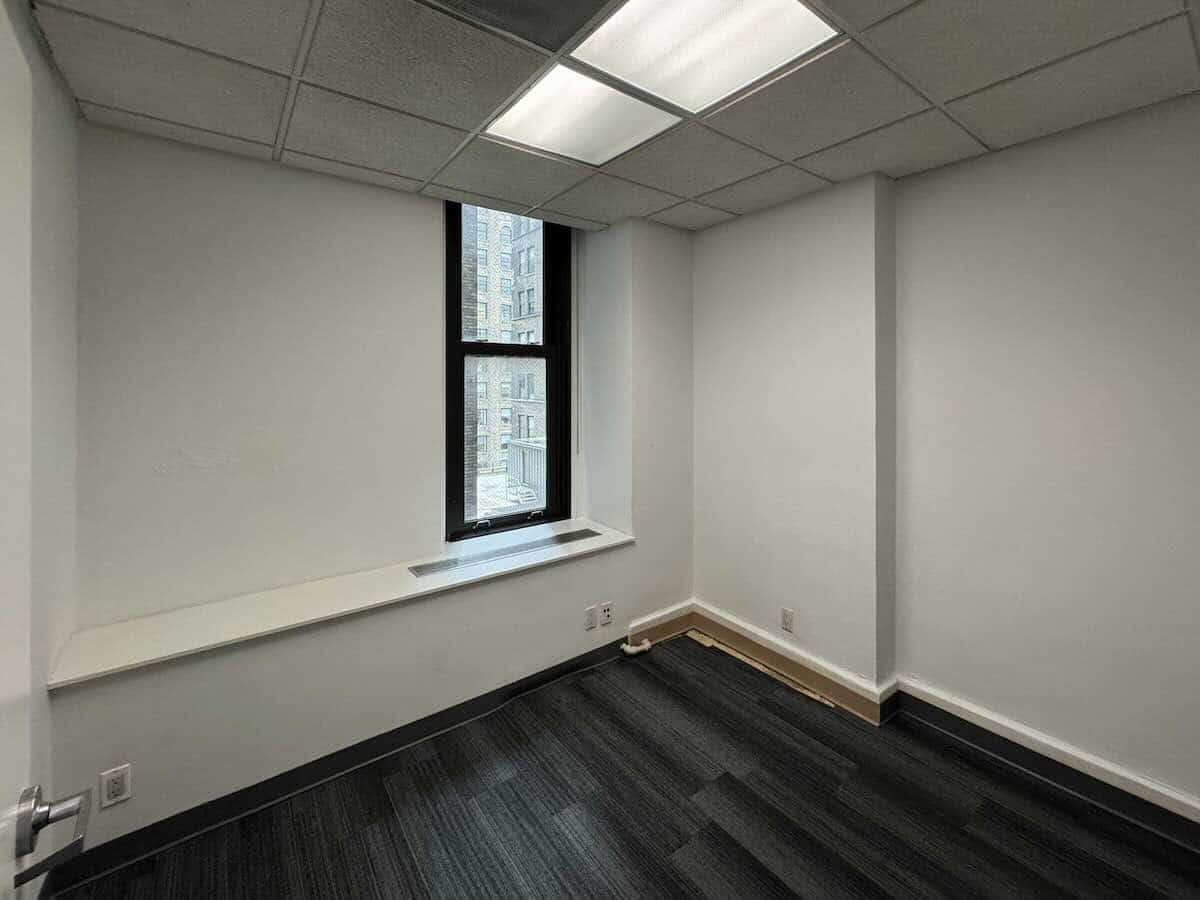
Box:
[49, 518, 633, 690]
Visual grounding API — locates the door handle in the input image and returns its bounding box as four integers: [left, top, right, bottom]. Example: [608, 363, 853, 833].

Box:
[13, 785, 91, 889]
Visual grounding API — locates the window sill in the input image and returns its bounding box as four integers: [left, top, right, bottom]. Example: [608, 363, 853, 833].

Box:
[48, 518, 634, 690]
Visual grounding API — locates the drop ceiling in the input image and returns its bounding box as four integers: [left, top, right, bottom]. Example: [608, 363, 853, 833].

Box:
[33, 0, 1200, 231]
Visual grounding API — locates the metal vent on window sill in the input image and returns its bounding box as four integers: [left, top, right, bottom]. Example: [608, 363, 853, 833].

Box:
[409, 528, 601, 577]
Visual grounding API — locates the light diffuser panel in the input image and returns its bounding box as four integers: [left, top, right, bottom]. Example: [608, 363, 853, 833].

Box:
[487, 65, 680, 166]
[571, 0, 838, 113]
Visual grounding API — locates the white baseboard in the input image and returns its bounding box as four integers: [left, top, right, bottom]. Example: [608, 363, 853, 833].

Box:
[629, 596, 1200, 827]
[897, 675, 1200, 826]
[626, 599, 694, 637]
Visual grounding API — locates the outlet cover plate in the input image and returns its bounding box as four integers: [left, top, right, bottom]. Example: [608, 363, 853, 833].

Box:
[100, 764, 132, 808]
[781, 607, 795, 634]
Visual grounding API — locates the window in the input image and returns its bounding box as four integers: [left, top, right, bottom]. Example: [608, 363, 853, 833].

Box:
[516, 372, 536, 400]
[501, 252, 512, 270]
[447, 203, 569, 540]
[515, 414, 538, 439]
[515, 288, 539, 318]
[500, 225, 512, 241]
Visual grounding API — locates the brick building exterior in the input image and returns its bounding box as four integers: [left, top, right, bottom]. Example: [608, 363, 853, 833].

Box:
[461, 206, 545, 522]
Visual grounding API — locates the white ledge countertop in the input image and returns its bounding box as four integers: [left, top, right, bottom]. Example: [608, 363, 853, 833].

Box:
[49, 518, 634, 690]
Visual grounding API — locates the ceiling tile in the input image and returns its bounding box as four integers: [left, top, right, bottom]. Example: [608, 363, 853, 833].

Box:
[421, 184, 530, 215]
[542, 174, 679, 224]
[704, 42, 928, 159]
[602, 124, 778, 198]
[697, 165, 827, 215]
[650, 202, 736, 231]
[799, 110, 985, 180]
[286, 85, 467, 180]
[303, 0, 545, 130]
[948, 18, 1200, 149]
[435, 138, 592, 207]
[818, 0, 918, 31]
[535, 210, 608, 232]
[36, 7, 288, 144]
[80, 103, 275, 160]
[862, 0, 1184, 102]
[48, 0, 311, 73]
[281, 152, 424, 192]
[432, 0, 612, 51]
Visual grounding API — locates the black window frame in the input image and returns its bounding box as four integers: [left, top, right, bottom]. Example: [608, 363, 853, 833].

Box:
[445, 202, 571, 542]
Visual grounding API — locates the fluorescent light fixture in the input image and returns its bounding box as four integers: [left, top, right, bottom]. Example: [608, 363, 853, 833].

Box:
[571, 0, 838, 113]
[487, 65, 679, 166]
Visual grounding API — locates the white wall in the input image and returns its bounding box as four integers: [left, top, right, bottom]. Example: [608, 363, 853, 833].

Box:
[54, 131, 693, 845]
[632, 222, 695, 608]
[692, 176, 893, 683]
[576, 224, 633, 533]
[29, 19, 79, 801]
[77, 127, 445, 625]
[895, 92, 1200, 799]
[2, 0, 78, 890]
[1, 4, 38, 889]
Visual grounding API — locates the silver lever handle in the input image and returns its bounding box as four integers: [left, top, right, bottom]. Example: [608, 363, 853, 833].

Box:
[13, 785, 91, 889]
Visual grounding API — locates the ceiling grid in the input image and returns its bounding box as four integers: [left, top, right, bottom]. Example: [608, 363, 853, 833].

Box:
[270, 0, 326, 159]
[30, 0, 1200, 231]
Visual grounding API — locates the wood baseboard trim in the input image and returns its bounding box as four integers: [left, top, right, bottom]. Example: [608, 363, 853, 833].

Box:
[632, 611, 883, 724]
[629, 610, 700, 646]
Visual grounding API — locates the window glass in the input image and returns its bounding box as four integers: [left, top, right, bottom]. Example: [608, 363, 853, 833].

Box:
[464, 355, 547, 522]
[461, 206, 542, 344]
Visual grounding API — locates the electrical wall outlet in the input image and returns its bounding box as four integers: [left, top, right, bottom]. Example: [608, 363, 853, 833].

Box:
[781, 607, 795, 634]
[585, 605, 597, 630]
[100, 764, 132, 808]
[599, 602, 613, 626]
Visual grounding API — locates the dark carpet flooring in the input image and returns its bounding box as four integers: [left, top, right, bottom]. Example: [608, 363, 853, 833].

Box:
[60, 635, 1200, 899]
